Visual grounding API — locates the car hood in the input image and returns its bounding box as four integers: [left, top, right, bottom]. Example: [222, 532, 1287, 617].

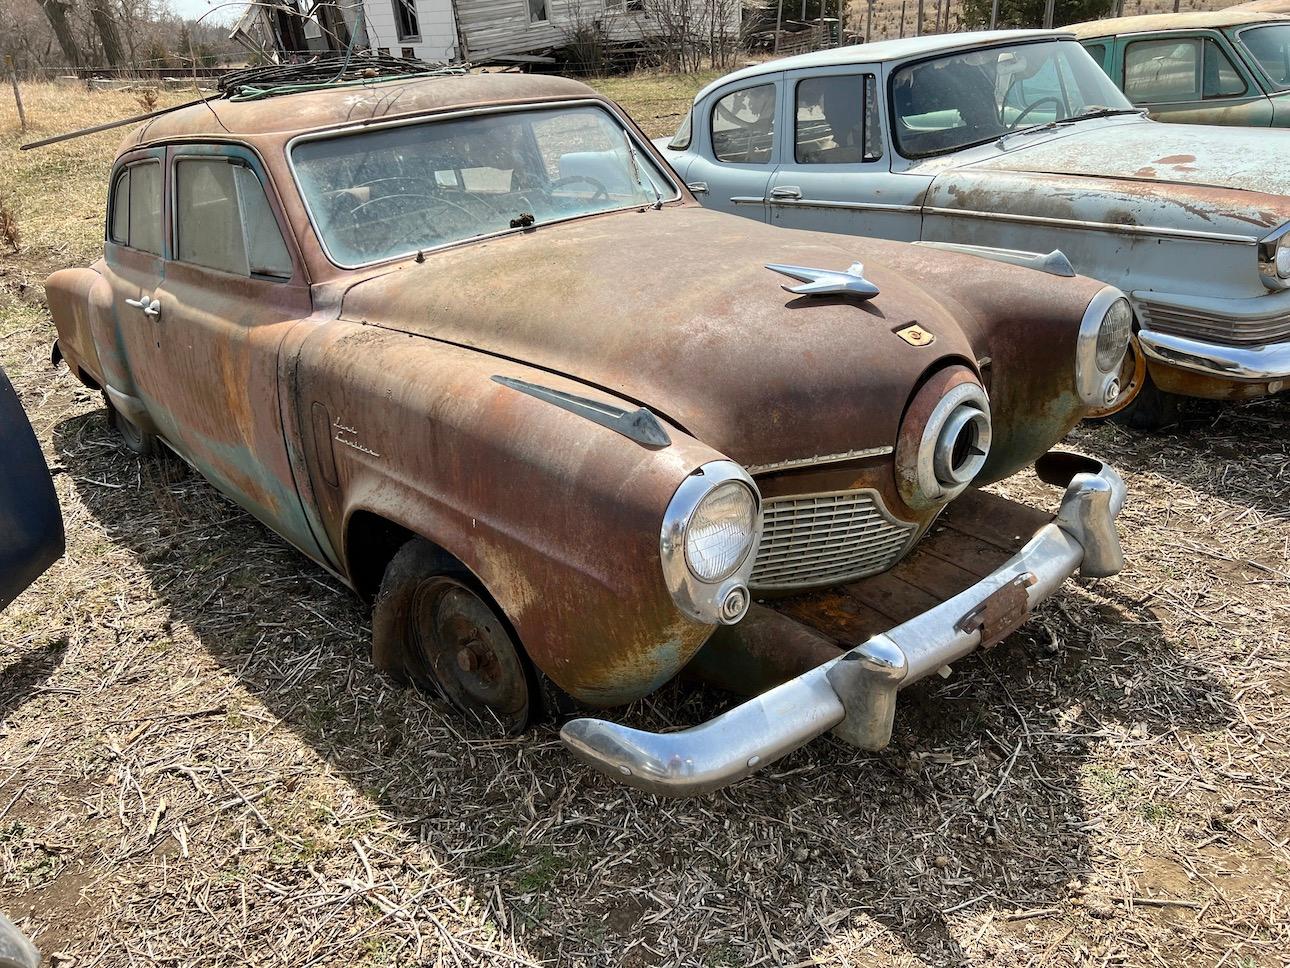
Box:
[338, 206, 1097, 470]
[932, 119, 1290, 235]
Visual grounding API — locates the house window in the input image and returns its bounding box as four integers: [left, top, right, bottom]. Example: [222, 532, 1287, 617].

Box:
[402, 46, 415, 58]
[393, 0, 420, 41]
[529, 0, 549, 24]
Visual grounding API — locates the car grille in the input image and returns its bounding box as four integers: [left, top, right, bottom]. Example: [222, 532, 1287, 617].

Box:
[750, 489, 917, 591]
[1137, 298, 1290, 346]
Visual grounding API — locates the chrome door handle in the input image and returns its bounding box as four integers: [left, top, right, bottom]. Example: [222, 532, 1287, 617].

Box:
[770, 186, 803, 200]
[142, 299, 161, 318]
[687, 181, 710, 194]
[124, 296, 148, 308]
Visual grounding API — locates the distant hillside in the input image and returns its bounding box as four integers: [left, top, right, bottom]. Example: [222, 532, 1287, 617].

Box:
[845, 0, 1249, 41]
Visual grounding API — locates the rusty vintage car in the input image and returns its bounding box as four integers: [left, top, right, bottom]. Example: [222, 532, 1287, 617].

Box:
[46, 67, 1131, 795]
[660, 31, 1290, 428]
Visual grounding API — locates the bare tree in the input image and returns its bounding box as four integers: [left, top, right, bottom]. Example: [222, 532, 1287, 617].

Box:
[89, 0, 126, 65]
[36, 0, 83, 67]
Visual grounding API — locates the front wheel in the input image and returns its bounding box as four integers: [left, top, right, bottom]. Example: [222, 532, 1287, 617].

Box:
[371, 539, 532, 735]
[1110, 370, 1183, 432]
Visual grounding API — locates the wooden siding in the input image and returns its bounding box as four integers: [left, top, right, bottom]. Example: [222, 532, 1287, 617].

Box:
[364, 0, 461, 61]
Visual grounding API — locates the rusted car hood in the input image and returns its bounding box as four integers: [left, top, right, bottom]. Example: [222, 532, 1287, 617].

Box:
[338, 207, 1096, 469]
[932, 120, 1290, 235]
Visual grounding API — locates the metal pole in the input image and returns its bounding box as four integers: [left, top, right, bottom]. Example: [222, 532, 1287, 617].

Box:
[1043, 0, 1055, 28]
[866, 0, 874, 41]
[916, 0, 924, 35]
[775, 0, 784, 53]
[5, 56, 25, 132]
[990, 0, 1000, 28]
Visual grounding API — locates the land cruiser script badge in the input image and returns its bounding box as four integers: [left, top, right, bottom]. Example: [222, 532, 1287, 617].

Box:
[765, 262, 880, 300]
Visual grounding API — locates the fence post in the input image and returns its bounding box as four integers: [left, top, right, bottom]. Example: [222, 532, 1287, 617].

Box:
[5, 56, 25, 133]
[1043, 0, 1055, 28]
[990, 0, 1000, 28]
[899, 0, 907, 37]
[774, 0, 784, 53]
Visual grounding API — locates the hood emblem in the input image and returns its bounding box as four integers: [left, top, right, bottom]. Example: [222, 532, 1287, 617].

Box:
[896, 324, 935, 347]
[766, 261, 880, 301]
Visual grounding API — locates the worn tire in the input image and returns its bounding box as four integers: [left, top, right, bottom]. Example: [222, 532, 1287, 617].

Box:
[371, 538, 535, 736]
[103, 393, 159, 457]
[1110, 372, 1183, 432]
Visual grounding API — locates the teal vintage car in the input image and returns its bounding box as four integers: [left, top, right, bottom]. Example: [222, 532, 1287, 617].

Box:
[1072, 9, 1290, 127]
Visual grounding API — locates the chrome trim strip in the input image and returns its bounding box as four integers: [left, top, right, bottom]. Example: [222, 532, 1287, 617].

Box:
[285, 99, 683, 272]
[561, 454, 1127, 796]
[491, 375, 671, 448]
[769, 199, 922, 214]
[924, 206, 1259, 245]
[913, 240, 1075, 277]
[1137, 327, 1290, 382]
[729, 195, 767, 205]
[745, 446, 893, 475]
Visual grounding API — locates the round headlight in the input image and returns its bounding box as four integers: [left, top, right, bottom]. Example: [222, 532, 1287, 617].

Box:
[1096, 298, 1134, 372]
[1276, 238, 1290, 279]
[684, 481, 757, 583]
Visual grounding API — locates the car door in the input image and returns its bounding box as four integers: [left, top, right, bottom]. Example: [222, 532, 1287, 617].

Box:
[685, 76, 782, 220]
[100, 148, 170, 434]
[150, 143, 327, 562]
[1120, 31, 1273, 125]
[768, 66, 925, 242]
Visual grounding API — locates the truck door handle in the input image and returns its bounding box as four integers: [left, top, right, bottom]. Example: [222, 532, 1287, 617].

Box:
[125, 295, 161, 318]
[124, 296, 148, 308]
[687, 181, 709, 194]
[770, 186, 803, 200]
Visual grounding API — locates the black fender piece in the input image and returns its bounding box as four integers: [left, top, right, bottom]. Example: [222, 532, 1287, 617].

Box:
[0, 365, 64, 610]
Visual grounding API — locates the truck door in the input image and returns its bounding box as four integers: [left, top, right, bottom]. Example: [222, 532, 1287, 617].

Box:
[1121, 32, 1273, 126]
[147, 143, 330, 565]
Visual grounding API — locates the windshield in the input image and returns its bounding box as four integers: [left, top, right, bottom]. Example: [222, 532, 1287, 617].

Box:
[292, 105, 674, 267]
[1240, 23, 1290, 90]
[890, 40, 1134, 158]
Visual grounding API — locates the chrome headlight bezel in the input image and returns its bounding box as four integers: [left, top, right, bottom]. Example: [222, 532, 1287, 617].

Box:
[1258, 221, 1290, 291]
[661, 460, 760, 626]
[1076, 286, 1134, 409]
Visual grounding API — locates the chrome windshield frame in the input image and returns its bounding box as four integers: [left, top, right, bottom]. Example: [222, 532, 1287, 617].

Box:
[285, 98, 683, 271]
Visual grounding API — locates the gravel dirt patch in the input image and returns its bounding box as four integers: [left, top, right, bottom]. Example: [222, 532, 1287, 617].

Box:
[1, 78, 1288, 968]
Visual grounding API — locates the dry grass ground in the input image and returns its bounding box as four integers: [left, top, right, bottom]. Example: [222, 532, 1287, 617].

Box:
[1, 77, 1289, 968]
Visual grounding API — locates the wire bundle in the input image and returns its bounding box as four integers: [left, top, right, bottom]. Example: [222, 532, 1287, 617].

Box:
[219, 53, 466, 101]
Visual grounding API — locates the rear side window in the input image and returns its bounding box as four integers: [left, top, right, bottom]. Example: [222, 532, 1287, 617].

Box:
[107, 161, 162, 256]
[175, 158, 292, 279]
[794, 74, 883, 164]
[712, 84, 776, 164]
[1124, 37, 1247, 102]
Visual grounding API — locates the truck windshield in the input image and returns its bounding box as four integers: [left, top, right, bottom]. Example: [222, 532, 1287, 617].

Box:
[890, 40, 1134, 158]
[1240, 23, 1290, 91]
[291, 104, 674, 267]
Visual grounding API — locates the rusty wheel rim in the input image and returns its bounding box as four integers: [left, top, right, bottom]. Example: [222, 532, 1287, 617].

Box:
[411, 577, 529, 735]
[1087, 339, 1147, 420]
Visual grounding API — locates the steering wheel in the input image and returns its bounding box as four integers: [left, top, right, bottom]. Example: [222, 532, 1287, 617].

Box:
[1007, 97, 1063, 130]
[342, 192, 481, 250]
[548, 174, 609, 202]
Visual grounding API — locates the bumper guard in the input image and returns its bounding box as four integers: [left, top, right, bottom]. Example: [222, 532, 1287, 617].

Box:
[560, 452, 1127, 797]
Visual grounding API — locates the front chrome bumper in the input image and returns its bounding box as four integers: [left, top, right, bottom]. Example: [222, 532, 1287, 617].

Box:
[561, 453, 1127, 797]
[1137, 327, 1290, 383]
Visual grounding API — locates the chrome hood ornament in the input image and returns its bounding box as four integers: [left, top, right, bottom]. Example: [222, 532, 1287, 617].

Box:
[765, 261, 880, 300]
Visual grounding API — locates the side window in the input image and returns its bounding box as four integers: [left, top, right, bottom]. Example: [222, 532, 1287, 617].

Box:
[795, 74, 882, 164]
[175, 157, 292, 279]
[667, 109, 692, 150]
[109, 170, 129, 245]
[107, 161, 162, 255]
[1082, 42, 1109, 75]
[1202, 38, 1247, 98]
[1125, 38, 1202, 102]
[712, 84, 776, 164]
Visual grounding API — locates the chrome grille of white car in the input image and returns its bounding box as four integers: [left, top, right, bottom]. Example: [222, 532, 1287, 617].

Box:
[750, 489, 917, 591]
[1138, 299, 1290, 346]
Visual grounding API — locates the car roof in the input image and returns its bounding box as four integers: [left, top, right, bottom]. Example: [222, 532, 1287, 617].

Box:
[123, 72, 596, 147]
[693, 29, 1072, 100]
[1068, 8, 1290, 38]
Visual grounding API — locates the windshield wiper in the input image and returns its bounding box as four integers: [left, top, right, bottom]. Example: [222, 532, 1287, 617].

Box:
[1055, 107, 1146, 125]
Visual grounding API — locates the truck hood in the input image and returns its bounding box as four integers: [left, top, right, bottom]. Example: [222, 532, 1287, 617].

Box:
[932, 119, 1290, 236]
[338, 207, 1094, 470]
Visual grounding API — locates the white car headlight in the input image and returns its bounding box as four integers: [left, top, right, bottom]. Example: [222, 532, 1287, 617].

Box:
[661, 461, 760, 626]
[1077, 287, 1134, 409]
[1096, 297, 1134, 373]
[1258, 222, 1290, 289]
[684, 480, 757, 582]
